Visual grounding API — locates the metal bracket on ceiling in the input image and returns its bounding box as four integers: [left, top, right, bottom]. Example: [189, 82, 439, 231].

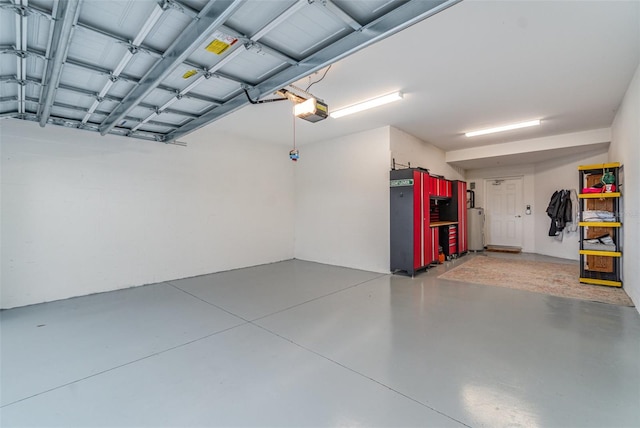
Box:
[245, 41, 261, 55]
[0, 47, 20, 57]
[164, 0, 198, 18]
[0, 2, 54, 20]
[0, 47, 46, 61]
[116, 41, 153, 56]
[78, 122, 98, 131]
[315, 0, 362, 31]
[1, 2, 30, 17]
[0, 75, 38, 86]
[159, 0, 172, 12]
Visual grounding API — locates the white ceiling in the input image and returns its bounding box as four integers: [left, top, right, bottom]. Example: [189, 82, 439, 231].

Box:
[201, 0, 640, 169]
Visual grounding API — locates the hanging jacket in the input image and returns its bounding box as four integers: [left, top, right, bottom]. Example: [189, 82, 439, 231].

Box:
[546, 189, 572, 236]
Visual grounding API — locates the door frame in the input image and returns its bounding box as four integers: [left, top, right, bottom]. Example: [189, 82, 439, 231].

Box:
[483, 175, 524, 248]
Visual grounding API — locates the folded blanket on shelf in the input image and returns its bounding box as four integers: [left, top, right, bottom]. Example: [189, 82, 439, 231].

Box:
[583, 234, 617, 251]
[583, 242, 617, 251]
[585, 234, 614, 245]
[582, 210, 616, 221]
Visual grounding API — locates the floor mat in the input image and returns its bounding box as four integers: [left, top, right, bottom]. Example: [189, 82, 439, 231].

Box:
[485, 245, 521, 253]
[438, 256, 634, 306]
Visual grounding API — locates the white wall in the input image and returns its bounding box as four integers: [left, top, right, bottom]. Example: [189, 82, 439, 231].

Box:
[465, 165, 536, 253]
[610, 62, 640, 308]
[534, 150, 608, 260]
[294, 127, 390, 273]
[466, 148, 609, 258]
[0, 120, 294, 309]
[446, 128, 611, 166]
[390, 127, 465, 181]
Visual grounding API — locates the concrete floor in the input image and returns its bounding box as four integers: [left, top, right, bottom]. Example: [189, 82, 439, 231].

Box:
[1, 254, 639, 427]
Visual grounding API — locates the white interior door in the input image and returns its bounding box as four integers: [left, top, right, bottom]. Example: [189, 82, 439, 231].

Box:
[485, 178, 523, 247]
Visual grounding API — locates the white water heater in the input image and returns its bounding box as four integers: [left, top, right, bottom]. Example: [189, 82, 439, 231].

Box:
[468, 207, 485, 251]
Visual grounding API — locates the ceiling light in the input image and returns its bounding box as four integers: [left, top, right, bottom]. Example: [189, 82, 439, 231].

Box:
[465, 119, 541, 137]
[330, 91, 403, 119]
[294, 98, 328, 123]
[294, 98, 316, 116]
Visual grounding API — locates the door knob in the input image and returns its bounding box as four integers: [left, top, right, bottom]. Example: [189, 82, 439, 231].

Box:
[515, 215, 522, 218]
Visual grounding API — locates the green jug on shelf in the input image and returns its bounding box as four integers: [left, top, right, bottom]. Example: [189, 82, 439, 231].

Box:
[601, 171, 615, 193]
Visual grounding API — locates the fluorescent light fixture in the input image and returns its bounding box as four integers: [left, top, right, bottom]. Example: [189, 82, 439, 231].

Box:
[465, 119, 541, 137]
[330, 91, 403, 119]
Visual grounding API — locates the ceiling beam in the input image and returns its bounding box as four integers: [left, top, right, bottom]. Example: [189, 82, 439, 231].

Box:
[0, 95, 18, 103]
[14, 111, 183, 144]
[315, 0, 362, 31]
[15, 0, 28, 114]
[75, 20, 262, 84]
[52, 82, 206, 120]
[38, 0, 80, 127]
[163, 0, 462, 143]
[98, 0, 246, 136]
[76, 21, 165, 58]
[38, 0, 59, 119]
[1, 1, 54, 20]
[37, 97, 179, 129]
[131, 43, 248, 132]
[0, 45, 46, 60]
[163, 0, 297, 65]
[249, 0, 307, 41]
[0, 74, 40, 86]
[58, 54, 225, 104]
[82, 2, 166, 125]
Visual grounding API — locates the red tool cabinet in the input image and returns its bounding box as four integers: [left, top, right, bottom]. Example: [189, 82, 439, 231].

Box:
[390, 169, 468, 275]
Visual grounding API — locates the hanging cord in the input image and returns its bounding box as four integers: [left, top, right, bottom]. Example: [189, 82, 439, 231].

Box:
[289, 104, 299, 162]
[305, 65, 331, 92]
